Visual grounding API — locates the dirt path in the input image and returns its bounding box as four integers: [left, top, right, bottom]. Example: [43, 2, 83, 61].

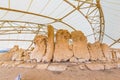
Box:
[0, 67, 120, 80]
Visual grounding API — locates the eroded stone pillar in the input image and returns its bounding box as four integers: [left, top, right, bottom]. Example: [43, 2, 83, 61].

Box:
[30, 35, 47, 62]
[88, 41, 105, 61]
[71, 31, 90, 62]
[53, 29, 73, 62]
[42, 25, 54, 62]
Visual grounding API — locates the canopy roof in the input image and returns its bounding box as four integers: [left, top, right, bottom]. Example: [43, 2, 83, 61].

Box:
[0, 0, 119, 49]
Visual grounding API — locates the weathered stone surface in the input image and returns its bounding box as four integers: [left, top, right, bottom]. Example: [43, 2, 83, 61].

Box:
[101, 43, 112, 61]
[12, 48, 30, 61]
[70, 57, 78, 62]
[12, 48, 24, 61]
[53, 29, 73, 62]
[17, 63, 36, 68]
[111, 50, 117, 61]
[117, 61, 120, 68]
[42, 25, 54, 62]
[104, 63, 117, 69]
[116, 50, 120, 60]
[36, 63, 49, 69]
[47, 63, 67, 71]
[88, 41, 105, 61]
[0, 45, 19, 61]
[30, 35, 47, 62]
[71, 31, 90, 61]
[86, 63, 104, 70]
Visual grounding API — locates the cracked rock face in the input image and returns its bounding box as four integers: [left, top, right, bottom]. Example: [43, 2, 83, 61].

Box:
[71, 31, 90, 61]
[53, 29, 73, 62]
[30, 35, 47, 62]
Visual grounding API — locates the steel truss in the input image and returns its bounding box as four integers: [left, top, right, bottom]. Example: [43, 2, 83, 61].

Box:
[0, 0, 105, 48]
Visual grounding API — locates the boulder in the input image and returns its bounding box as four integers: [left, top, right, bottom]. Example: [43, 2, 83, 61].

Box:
[71, 31, 90, 61]
[88, 41, 105, 61]
[53, 29, 73, 62]
[42, 25, 54, 62]
[86, 63, 104, 70]
[30, 35, 47, 62]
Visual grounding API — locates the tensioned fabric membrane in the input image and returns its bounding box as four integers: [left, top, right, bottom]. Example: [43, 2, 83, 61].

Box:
[0, 0, 119, 49]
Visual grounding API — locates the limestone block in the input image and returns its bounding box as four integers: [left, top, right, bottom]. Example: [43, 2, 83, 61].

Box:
[86, 63, 104, 70]
[101, 43, 112, 61]
[42, 25, 54, 62]
[47, 63, 67, 71]
[53, 29, 73, 62]
[36, 63, 49, 69]
[88, 41, 105, 61]
[30, 35, 47, 62]
[17, 63, 36, 68]
[71, 31, 90, 61]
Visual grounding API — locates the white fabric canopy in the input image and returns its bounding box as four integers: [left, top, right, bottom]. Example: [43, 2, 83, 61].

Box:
[0, 0, 119, 49]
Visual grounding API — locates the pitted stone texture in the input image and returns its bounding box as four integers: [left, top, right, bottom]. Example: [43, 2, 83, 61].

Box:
[53, 29, 73, 62]
[101, 43, 112, 61]
[86, 63, 104, 70]
[42, 25, 54, 62]
[30, 35, 47, 62]
[47, 63, 67, 71]
[88, 41, 105, 61]
[36, 63, 49, 69]
[71, 31, 90, 61]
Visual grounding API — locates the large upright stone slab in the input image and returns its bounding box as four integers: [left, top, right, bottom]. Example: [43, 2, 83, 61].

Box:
[88, 41, 105, 61]
[101, 43, 112, 61]
[71, 31, 90, 61]
[30, 35, 47, 62]
[42, 25, 54, 62]
[53, 29, 73, 62]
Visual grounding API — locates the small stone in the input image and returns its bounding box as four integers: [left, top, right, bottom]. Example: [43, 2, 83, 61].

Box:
[86, 63, 104, 70]
[47, 63, 67, 71]
[36, 63, 49, 69]
[17, 63, 36, 68]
